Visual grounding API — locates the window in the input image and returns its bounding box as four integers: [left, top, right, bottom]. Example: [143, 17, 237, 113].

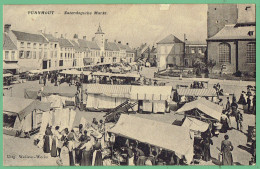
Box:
[191, 48, 195, 53]
[11, 51, 15, 60]
[27, 43, 31, 48]
[198, 48, 202, 53]
[246, 42, 256, 63]
[19, 51, 24, 59]
[33, 51, 36, 59]
[26, 51, 31, 59]
[39, 51, 42, 59]
[54, 44, 57, 49]
[39, 44, 42, 49]
[5, 51, 9, 60]
[20, 42, 24, 48]
[33, 43, 37, 49]
[219, 43, 231, 63]
[60, 53, 63, 59]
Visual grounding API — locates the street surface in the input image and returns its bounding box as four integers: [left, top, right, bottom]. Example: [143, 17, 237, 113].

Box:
[3, 68, 255, 166]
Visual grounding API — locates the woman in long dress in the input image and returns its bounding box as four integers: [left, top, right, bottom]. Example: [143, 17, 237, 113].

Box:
[92, 138, 103, 166]
[43, 127, 53, 153]
[221, 135, 233, 165]
[80, 136, 93, 166]
[51, 126, 60, 157]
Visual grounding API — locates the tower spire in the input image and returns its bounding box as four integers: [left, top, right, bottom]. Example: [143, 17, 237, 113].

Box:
[96, 23, 104, 34]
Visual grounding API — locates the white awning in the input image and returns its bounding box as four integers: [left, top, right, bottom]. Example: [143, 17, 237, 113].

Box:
[3, 62, 20, 70]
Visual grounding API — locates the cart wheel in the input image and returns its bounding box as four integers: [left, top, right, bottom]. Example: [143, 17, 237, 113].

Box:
[114, 112, 121, 122]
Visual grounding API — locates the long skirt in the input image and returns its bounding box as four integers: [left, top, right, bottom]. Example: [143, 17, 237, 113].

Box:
[202, 145, 211, 161]
[69, 151, 75, 166]
[136, 156, 146, 166]
[81, 150, 92, 166]
[222, 151, 233, 165]
[75, 149, 82, 164]
[51, 138, 57, 157]
[43, 135, 51, 153]
[94, 150, 103, 166]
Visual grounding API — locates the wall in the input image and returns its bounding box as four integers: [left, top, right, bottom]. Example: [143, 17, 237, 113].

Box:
[207, 41, 236, 73]
[237, 40, 256, 72]
[207, 4, 238, 38]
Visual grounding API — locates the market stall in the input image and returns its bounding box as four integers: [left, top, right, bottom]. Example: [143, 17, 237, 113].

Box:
[130, 85, 173, 113]
[3, 96, 51, 137]
[108, 114, 194, 164]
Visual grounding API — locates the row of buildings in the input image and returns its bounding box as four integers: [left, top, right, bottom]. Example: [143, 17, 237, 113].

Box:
[3, 24, 135, 74]
[153, 4, 255, 74]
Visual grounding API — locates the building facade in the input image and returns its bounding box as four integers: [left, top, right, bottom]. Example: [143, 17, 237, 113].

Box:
[156, 34, 185, 69]
[184, 41, 207, 67]
[207, 4, 256, 74]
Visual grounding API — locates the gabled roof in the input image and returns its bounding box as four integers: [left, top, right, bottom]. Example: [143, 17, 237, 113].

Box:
[70, 40, 85, 52]
[43, 33, 58, 42]
[78, 39, 100, 50]
[207, 24, 256, 40]
[58, 38, 74, 48]
[105, 42, 120, 51]
[124, 45, 134, 53]
[157, 34, 184, 44]
[3, 33, 17, 50]
[116, 43, 126, 50]
[12, 30, 48, 43]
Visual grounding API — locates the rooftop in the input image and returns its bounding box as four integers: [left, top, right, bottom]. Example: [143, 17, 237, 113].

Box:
[157, 34, 184, 44]
[43, 33, 59, 42]
[207, 24, 256, 40]
[3, 33, 17, 50]
[58, 38, 74, 48]
[78, 39, 100, 50]
[12, 30, 48, 43]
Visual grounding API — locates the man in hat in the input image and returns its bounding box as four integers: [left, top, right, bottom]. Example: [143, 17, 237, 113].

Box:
[235, 109, 243, 131]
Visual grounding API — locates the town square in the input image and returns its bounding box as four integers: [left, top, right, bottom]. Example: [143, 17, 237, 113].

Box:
[3, 4, 256, 166]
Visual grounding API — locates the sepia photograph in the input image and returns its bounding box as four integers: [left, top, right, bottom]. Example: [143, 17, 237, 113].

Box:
[2, 4, 256, 166]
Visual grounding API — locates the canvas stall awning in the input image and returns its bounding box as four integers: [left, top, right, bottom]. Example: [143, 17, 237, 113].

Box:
[130, 86, 173, 101]
[24, 88, 40, 99]
[86, 84, 131, 98]
[176, 98, 222, 121]
[3, 62, 20, 70]
[60, 70, 91, 76]
[42, 86, 77, 97]
[3, 73, 13, 78]
[177, 88, 217, 97]
[3, 96, 51, 120]
[182, 117, 209, 132]
[83, 58, 93, 65]
[109, 114, 194, 164]
[110, 73, 140, 78]
[92, 72, 112, 77]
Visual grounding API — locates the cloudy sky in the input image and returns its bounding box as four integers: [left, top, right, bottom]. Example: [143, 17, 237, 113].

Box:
[4, 4, 208, 48]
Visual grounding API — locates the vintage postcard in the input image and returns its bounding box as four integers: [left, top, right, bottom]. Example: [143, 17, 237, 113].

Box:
[2, 4, 256, 166]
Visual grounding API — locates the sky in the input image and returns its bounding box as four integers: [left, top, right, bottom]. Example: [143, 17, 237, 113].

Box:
[4, 4, 208, 48]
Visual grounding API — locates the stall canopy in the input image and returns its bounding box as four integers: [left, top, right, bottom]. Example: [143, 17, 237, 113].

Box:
[182, 117, 209, 132]
[110, 73, 140, 78]
[60, 70, 91, 75]
[3, 62, 20, 70]
[86, 84, 131, 98]
[42, 86, 77, 97]
[176, 98, 222, 121]
[130, 86, 172, 100]
[92, 72, 112, 77]
[3, 73, 13, 78]
[177, 88, 217, 97]
[3, 96, 50, 120]
[109, 114, 194, 164]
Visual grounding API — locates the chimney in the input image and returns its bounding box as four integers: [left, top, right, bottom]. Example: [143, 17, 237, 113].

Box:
[105, 39, 108, 43]
[126, 43, 129, 46]
[184, 34, 187, 43]
[61, 34, 64, 38]
[83, 36, 87, 40]
[54, 32, 58, 38]
[92, 37, 95, 41]
[118, 41, 121, 44]
[73, 34, 78, 39]
[4, 24, 11, 33]
[38, 30, 43, 34]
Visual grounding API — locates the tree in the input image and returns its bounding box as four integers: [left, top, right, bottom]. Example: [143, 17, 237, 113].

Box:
[207, 59, 216, 73]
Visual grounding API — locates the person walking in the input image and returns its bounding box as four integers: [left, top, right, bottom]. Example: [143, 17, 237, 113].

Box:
[43, 75, 47, 86]
[80, 136, 93, 166]
[51, 126, 60, 157]
[226, 97, 231, 112]
[43, 127, 53, 153]
[235, 109, 243, 131]
[247, 96, 251, 113]
[221, 135, 233, 165]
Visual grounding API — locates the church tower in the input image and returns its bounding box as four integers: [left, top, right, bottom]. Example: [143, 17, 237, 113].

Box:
[95, 23, 105, 52]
